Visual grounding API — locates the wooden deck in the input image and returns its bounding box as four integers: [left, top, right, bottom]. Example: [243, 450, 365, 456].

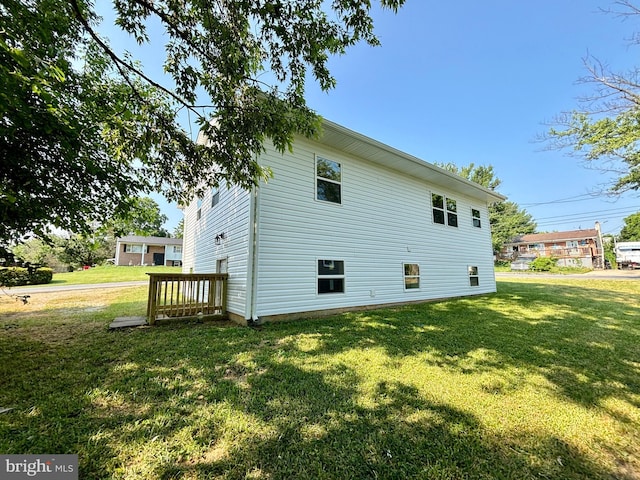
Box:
[146, 273, 228, 325]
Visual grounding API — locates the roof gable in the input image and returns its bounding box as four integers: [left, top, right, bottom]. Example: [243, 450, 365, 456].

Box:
[313, 120, 507, 205]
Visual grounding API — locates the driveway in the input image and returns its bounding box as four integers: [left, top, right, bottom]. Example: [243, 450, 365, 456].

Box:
[3, 281, 148, 295]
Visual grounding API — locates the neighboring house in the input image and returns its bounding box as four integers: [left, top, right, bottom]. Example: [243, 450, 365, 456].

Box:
[115, 236, 183, 266]
[182, 119, 505, 324]
[501, 223, 604, 269]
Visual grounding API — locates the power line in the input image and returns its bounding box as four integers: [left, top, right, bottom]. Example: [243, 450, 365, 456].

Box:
[532, 206, 638, 222]
[520, 193, 605, 207]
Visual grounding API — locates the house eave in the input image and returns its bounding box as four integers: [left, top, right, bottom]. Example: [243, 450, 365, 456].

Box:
[316, 119, 506, 205]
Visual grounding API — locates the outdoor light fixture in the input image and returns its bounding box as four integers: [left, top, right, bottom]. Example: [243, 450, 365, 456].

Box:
[215, 233, 226, 245]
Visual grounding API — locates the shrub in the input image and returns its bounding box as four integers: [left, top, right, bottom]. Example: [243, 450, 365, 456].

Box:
[0, 267, 54, 287]
[529, 256, 557, 272]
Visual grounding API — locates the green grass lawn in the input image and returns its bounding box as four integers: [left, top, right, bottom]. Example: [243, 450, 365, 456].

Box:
[0, 278, 638, 479]
[44, 265, 183, 286]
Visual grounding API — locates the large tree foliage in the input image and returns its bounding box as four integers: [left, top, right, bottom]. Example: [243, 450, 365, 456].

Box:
[107, 197, 169, 237]
[1, 0, 405, 243]
[546, 1, 640, 195]
[619, 211, 640, 240]
[435, 162, 537, 253]
[57, 232, 114, 267]
[1, 1, 171, 240]
[173, 218, 184, 239]
[488, 201, 537, 255]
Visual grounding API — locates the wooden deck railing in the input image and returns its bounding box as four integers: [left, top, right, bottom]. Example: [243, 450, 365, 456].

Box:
[146, 273, 228, 325]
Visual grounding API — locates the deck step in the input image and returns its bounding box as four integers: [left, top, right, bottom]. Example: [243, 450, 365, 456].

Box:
[109, 316, 147, 329]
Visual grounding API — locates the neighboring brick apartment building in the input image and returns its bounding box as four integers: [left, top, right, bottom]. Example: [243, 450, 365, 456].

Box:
[500, 224, 605, 269]
[114, 236, 183, 266]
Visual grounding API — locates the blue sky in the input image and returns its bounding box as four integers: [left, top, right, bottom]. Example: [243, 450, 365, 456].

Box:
[99, 1, 639, 236]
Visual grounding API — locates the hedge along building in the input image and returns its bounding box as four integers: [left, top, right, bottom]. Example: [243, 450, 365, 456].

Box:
[182, 119, 506, 324]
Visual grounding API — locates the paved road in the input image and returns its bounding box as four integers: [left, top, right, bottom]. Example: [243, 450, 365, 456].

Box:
[496, 270, 640, 281]
[4, 270, 638, 297]
[3, 281, 148, 295]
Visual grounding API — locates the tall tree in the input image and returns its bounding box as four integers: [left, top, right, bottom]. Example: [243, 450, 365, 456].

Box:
[173, 218, 184, 239]
[619, 212, 640, 241]
[546, 1, 640, 195]
[434, 162, 537, 253]
[58, 232, 114, 267]
[1, 2, 168, 241]
[1, 0, 406, 244]
[107, 197, 169, 237]
[488, 201, 537, 255]
[10, 237, 61, 266]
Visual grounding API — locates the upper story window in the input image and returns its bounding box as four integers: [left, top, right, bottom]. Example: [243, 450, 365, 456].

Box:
[446, 198, 458, 227]
[472, 209, 481, 228]
[316, 156, 341, 204]
[196, 197, 203, 220]
[432, 193, 458, 227]
[211, 186, 220, 207]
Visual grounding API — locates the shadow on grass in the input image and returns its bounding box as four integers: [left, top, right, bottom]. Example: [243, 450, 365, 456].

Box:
[0, 280, 638, 478]
[279, 280, 640, 410]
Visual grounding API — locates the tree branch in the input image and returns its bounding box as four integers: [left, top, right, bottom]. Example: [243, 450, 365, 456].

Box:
[68, 0, 210, 117]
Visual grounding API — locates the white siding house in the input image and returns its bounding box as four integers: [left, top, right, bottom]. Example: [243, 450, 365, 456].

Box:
[182, 120, 505, 324]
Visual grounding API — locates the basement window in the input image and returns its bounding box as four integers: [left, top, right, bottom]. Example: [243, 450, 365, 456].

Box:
[404, 263, 420, 290]
[317, 260, 345, 294]
[468, 266, 479, 286]
[316, 156, 342, 204]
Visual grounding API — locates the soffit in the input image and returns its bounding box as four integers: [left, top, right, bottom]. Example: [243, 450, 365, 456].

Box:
[316, 120, 506, 204]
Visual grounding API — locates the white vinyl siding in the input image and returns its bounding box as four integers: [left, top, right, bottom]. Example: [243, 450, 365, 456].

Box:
[253, 138, 496, 318]
[182, 181, 252, 317]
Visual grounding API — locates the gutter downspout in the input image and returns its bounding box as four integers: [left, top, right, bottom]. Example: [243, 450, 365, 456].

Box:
[246, 187, 260, 324]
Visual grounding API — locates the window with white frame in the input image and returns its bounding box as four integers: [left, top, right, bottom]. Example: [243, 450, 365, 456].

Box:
[432, 194, 445, 224]
[468, 266, 479, 286]
[446, 198, 458, 227]
[432, 193, 458, 227]
[124, 244, 148, 254]
[317, 259, 345, 294]
[196, 197, 203, 220]
[316, 156, 341, 204]
[211, 186, 220, 207]
[403, 263, 420, 290]
[472, 209, 481, 228]
[174, 245, 183, 254]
